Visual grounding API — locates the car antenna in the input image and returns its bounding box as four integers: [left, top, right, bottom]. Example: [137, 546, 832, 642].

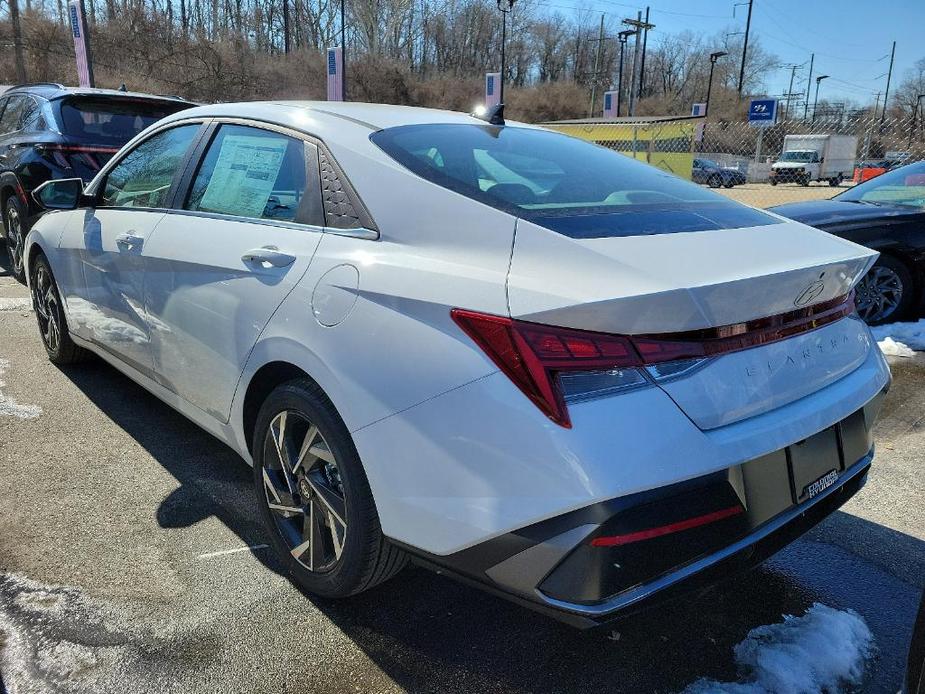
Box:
[473, 103, 505, 126]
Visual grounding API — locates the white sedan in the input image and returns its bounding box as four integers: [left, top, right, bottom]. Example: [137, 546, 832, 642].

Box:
[24, 101, 890, 627]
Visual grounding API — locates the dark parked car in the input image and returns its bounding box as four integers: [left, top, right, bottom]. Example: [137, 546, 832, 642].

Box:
[0, 83, 193, 282]
[771, 160, 925, 324]
[692, 158, 747, 188]
[909, 590, 925, 694]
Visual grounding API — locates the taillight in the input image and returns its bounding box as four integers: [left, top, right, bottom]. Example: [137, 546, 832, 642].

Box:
[35, 144, 119, 172]
[450, 309, 647, 428]
[451, 293, 854, 428]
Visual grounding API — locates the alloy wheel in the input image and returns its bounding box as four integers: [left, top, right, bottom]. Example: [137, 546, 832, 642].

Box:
[32, 263, 61, 354]
[855, 265, 903, 323]
[262, 410, 347, 572]
[6, 205, 24, 277]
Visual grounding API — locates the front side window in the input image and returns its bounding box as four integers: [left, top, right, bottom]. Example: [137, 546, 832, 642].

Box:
[185, 124, 315, 224]
[371, 124, 776, 239]
[101, 124, 200, 208]
[837, 161, 925, 209]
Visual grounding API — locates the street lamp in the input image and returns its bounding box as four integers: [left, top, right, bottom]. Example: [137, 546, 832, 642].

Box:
[616, 29, 636, 117]
[497, 0, 516, 104]
[705, 50, 728, 117]
[812, 75, 830, 122]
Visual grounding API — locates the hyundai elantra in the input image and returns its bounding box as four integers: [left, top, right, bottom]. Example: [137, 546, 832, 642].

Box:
[24, 102, 890, 627]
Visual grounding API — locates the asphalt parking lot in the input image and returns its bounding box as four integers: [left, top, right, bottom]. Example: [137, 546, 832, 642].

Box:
[1, 264, 923, 693]
[715, 180, 851, 208]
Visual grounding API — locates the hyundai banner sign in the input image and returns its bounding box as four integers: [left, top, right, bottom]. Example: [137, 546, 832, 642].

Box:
[603, 91, 618, 118]
[748, 98, 778, 128]
[485, 72, 501, 108]
[68, 0, 94, 88]
[327, 47, 343, 101]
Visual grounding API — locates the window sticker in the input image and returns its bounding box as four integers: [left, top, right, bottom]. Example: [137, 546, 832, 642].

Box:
[199, 135, 288, 218]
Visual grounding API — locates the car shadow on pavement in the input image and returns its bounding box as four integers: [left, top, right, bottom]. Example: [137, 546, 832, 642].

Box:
[57, 356, 921, 693]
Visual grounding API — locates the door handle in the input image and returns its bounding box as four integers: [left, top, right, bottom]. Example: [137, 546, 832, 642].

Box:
[115, 232, 144, 250]
[241, 246, 296, 268]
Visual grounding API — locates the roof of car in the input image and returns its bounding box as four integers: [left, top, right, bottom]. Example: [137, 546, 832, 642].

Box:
[162, 100, 532, 133]
[3, 83, 192, 103]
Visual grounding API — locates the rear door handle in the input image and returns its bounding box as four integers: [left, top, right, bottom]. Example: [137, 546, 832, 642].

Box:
[115, 232, 144, 250]
[241, 246, 296, 268]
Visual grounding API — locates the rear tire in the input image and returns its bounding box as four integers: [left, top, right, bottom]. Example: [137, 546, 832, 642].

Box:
[30, 253, 88, 365]
[769, 178, 778, 186]
[828, 175, 842, 187]
[253, 378, 407, 598]
[4, 196, 28, 284]
[799, 175, 810, 187]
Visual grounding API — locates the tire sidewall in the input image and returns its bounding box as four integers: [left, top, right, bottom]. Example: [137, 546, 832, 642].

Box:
[31, 254, 65, 361]
[252, 381, 377, 597]
[865, 256, 915, 325]
[5, 196, 27, 282]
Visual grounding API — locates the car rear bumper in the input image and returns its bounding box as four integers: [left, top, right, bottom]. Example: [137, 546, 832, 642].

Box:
[404, 397, 881, 628]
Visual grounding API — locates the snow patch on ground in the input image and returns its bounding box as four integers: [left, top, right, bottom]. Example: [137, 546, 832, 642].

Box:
[0, 297, 32, 311]
[0, 358, 42, 419]
[871, 319, 925, 357]
[681, 603, 873, 694]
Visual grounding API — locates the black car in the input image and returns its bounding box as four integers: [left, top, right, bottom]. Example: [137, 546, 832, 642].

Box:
[692, 158, 747, 188]
[771, 160, 925, 324]
[0, 83, 193, 282]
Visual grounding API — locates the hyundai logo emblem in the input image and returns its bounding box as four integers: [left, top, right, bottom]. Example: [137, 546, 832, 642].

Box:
[794, 280, 825, 307]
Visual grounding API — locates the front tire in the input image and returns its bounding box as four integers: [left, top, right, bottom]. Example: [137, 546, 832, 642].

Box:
[708, 173, 722, 188]
[30, 254, 88, 364]
[253, 379, 407, 598]
[4, 196, 28, 283]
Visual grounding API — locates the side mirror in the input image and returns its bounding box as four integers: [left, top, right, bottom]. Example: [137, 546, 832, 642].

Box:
[33, 178, 86, 211]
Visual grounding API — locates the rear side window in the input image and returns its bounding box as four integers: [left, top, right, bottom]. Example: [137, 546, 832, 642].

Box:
[0, 96, 30, 134]
[101, 124, 200, 208]
[185, 124, 321, 225]
[60, 97, 191, 146]
[371, 124, 777, 239]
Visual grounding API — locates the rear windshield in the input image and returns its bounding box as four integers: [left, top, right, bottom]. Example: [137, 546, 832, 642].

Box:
[370, 124, 776, 239]
[59, 97, 191, 146]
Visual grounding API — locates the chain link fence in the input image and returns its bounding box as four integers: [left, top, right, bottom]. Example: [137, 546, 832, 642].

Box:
[546, 114, 925, 210]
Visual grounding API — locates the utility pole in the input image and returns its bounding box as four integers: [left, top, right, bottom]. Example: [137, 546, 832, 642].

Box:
[803, 53, 814, 119]
[636, 6, 652, 102]
[10, 0, 27, 83]
[736, 0, 753, 99]
[785, 64, 798, 119]
[588, 14, 605, 118]
[881, 40, 896, 124]
[622, 12, 653, 115]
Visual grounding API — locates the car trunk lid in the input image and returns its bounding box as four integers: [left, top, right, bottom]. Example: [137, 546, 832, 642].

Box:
[507, 219, 878, 429]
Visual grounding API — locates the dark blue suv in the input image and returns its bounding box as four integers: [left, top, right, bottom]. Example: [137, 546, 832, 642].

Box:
[0, 84, 193, 282]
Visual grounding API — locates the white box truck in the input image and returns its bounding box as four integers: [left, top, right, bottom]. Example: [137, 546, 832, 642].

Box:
[769, 134, 858, 187]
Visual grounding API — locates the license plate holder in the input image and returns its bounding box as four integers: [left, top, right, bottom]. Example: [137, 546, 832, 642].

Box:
[788, 427, 842, 503]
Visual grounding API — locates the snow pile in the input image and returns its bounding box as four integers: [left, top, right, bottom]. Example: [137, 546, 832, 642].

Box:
[871, 319, 925, 357]
[682, 603, 873, 694]
[0, 358, 42, 419]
